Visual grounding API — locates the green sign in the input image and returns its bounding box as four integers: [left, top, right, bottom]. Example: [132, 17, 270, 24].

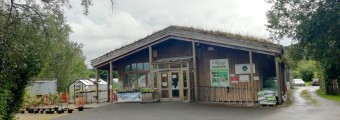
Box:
[210, 59, 230, 87]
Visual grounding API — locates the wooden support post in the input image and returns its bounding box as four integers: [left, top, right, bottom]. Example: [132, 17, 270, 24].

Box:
[275, 58, 282, 104]
[149, 46, 153, 88]
[96, 69, 99, 104]
[249, 51, 254, 104]
[192, 41, 198, 101]
[109, 62, 113, 103]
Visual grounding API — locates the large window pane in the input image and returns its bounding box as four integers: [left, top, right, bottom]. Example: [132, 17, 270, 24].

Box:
[131, 63, 137, 71]
[125, 65, 130, 72]
[138, 73, 146, 87]
[143, 63, 150, 70]
[124, 74, 130, 87]
[183, 70, 187, 88]
[131, 73, 137, 88]
[153, 72, 157, 88]
[137, 63, 144, 71]
[161, 73, 168, 88]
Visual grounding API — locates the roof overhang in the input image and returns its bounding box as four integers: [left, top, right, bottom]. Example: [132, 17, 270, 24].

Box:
[91, 26, 283, 68]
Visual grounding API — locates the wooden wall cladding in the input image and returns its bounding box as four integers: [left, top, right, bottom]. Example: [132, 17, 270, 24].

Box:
[197, 43, 276, 102]
[152, 39, 192, 60]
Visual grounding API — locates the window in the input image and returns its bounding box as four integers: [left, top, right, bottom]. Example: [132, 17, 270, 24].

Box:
[124, 63, 150, 88]
[131, 63, 137, 71]
[131, 73, 137, 88]
[144, 63, 150, 70]
[125, 65, 130, 72]
[182, 62, 187, 68]
[124, 74, 130, 87]
[138, 73, 146, 87]
[158, 64, 169, 69]
[137, 63, 144, 71]
[153, 72, 157, 88]
[170, 63, 181, 68]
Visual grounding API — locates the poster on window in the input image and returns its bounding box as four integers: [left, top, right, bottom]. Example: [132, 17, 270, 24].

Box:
[210, 59, 230, 87]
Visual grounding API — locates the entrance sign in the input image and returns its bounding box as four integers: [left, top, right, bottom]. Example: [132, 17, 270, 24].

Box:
[235, 64, 255, 74]
[210, 59, 230, 87]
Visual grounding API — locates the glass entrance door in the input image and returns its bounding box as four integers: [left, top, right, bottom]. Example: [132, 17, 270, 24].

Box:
[159, 71, 183, 101]
[160, 72, 170, 100]
[171, 72, 180, 100]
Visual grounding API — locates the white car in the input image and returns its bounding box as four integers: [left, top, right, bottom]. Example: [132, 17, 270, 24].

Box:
[292, 79, 305, 86]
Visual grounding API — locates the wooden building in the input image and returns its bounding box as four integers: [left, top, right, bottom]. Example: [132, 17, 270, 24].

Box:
[91, 26, 288, 104]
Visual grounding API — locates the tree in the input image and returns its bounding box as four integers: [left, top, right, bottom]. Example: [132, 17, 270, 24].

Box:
[0, 0, 93, 119]
[266, 0, 340, 94]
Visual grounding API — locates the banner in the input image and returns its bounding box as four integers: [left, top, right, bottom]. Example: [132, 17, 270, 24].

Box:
[210, 59, 230, 87]
[117, 92, 141, 103]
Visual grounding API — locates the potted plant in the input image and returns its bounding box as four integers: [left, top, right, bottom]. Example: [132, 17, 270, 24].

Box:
[46, 93, 55, 114]
[75, 97, 86, 111]
[139, 88, 156, 102]
[67, 106, 74, 113]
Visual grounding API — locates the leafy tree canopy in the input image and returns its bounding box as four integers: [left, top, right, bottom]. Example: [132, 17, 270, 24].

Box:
[0, 0, 95, 119]
[266, 0, 340, 94]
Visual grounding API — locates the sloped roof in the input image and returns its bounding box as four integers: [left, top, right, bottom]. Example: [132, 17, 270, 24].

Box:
[91, 26, 283, 67]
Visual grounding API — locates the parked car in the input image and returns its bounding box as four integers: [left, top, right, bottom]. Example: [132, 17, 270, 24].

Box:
[292, 79, 305, 86]
[311, 79, 320, 86]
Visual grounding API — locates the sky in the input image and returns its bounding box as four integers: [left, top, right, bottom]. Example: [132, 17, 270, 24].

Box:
[64, 0, 292, 68]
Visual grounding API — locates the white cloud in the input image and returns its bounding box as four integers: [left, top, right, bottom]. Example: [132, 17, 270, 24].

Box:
[65, 0, 291, 68]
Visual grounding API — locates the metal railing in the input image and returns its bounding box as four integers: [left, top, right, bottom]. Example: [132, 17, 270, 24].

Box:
[199, 86, 259, 104]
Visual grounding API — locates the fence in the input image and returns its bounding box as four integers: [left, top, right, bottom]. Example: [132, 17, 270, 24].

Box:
[199, 86, 260, 104]
[328, 80, 340, 95]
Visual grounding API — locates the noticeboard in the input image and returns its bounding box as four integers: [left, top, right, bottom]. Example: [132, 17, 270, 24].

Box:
[210, 59, 230, 87]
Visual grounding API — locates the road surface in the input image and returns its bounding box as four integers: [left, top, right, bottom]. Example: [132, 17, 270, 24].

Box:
[56, 86, 340, 120]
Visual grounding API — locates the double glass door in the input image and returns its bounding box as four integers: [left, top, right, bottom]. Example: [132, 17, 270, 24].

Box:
[159, 70, 189, 101]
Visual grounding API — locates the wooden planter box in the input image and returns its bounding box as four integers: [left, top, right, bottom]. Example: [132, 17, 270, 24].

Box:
[141, 92, 159, 103]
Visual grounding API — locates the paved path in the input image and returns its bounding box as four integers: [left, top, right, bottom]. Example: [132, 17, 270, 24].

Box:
[56, 86, 340, 120]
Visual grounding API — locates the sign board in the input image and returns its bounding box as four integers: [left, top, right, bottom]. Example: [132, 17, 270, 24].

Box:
[235, 64, 256, 74]
[231, 76, 239, 83]
[210, 59, 230, 87]
[117, 92, 141, 103]
[239, 75, 249, 82]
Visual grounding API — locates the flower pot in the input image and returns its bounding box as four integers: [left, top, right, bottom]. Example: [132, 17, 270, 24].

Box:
[28, 109, 34, 113]
[67, 109, 73, 113]
[46, 110, 54, 114]
[78, 107, 84, 111]
[20, 110, 25, 114]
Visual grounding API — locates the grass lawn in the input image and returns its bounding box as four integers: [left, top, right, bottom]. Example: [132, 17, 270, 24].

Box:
[301, 90, 317, 104]
[316, 89, 340, 102]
